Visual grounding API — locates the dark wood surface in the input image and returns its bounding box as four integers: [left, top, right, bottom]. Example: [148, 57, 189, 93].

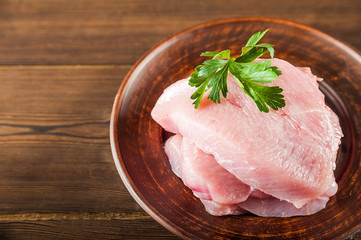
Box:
[1, 1, 360, 239]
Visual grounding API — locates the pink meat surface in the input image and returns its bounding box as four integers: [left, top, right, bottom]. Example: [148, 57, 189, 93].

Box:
[200, 199, 246, 216]
[164, 134, 183, 177]
[165, 134, 251, 204]
[164, 134, 334, 217]
[238, 196, 329, 217]
[201, 195, 329, 217]
[239, 181, 337, 217]
[153, 58, 342, 209]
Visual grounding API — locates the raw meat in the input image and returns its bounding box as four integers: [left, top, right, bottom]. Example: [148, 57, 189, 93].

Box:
[201, 196, 330, 217]
[152, 58, 342, 210]
[164, 133, 183, 177]
[200, 199, 246, 216]
[238, 196, 329, 217]
[165, 134, 251, 204]
[239, 181, 338, 217]
[164, 134, 337, 217]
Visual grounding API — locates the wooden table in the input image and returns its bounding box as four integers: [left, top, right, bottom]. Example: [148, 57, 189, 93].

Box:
[0, 1, 360, 239]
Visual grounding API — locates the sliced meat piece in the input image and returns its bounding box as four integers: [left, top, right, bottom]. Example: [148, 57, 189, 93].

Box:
[164, 133, 183, 177]
[200, 199, 246, 216]
[200, 195, 329, 217]
[249, 189, 272, 199]
[152, 58, 342, 208]
[165, 133, 333, 217]
[181, 136, 251, 204]
[238, 196, 329, 217]
[164, 134, 251, 204]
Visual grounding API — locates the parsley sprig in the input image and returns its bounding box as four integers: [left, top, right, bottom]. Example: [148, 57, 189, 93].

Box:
[188, 29, 285, 113]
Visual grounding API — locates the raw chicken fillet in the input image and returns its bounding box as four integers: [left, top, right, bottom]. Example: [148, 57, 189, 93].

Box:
[153, 58, 342, 217]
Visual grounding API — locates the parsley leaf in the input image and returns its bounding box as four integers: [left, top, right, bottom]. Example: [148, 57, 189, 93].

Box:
[188, 29, 285, 112]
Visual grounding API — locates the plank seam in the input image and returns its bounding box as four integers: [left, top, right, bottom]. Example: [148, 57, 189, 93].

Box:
[0, 65, 132, 70]
[0, 212, 151, 221]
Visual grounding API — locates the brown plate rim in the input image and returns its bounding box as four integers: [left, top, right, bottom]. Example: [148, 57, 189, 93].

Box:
[110, 17, 361, 239]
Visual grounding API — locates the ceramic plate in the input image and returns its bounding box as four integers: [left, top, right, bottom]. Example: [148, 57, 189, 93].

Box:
[110, 17, 361, 239]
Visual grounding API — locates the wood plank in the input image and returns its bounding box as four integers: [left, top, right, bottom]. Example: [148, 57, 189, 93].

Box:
[0, 66, 127, 122]
[0, 67, 140, 214]
[0, 66, 179, 238]
[0, 0, 359, 65]
[0, 219, 180, 239]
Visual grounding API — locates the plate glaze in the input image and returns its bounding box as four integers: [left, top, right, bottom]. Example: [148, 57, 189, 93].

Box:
[110, 17, 361, 239]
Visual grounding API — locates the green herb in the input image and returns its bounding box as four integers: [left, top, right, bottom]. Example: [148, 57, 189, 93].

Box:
[188, 29, 285, 113]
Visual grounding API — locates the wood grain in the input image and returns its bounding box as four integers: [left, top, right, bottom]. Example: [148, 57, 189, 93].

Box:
[0, 219, 179, 240]
[0, 0, 360, 239]
[0, 67, 135, 213]
[0, 0, 359, 65]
